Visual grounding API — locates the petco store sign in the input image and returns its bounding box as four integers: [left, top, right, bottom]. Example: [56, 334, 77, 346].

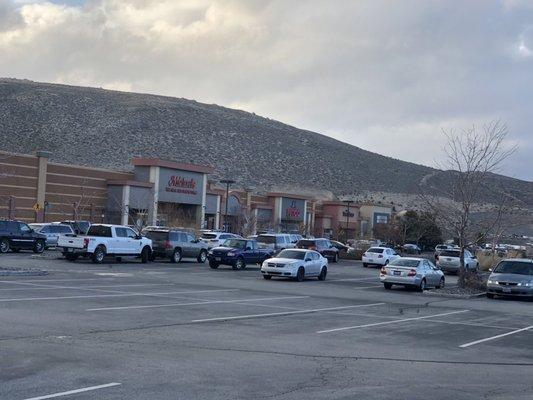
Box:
[158, 167, 203, 205]
[281, 198, 305, 222]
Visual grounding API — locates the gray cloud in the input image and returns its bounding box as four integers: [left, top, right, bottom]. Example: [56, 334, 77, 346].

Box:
[0, 0, 531, 180]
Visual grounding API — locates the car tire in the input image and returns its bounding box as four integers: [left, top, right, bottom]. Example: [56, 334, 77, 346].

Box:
[384, 282, 393, 290]
[141, 246, 151, 263]
[486, 293, 495, 299]
[209, 261, 219, 269]
[65, 254, 78, 262]
[92, 246, 106, 264]
[33, 240, 45, 254]
[363, 263, 368, 268]
[235, 257, 246, 270]
[437, 277, 445, 289]
[332, 253, 339, 263]
[317, 266, 327, 281]
[197, 250, 207, 263]
[418, 278, 427, 292]
[170, 248, 182, 264]
[384, 259, 389, 266]
[263, 275, 272, 280]
[0, 239, 10, 254]
[294, 267, 305, 282]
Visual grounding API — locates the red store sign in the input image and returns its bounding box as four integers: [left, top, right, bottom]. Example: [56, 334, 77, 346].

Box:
[166, 175, 197, 195]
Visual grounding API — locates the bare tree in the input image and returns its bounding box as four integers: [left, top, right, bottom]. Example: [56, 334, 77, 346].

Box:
[419, 120, 517, 286]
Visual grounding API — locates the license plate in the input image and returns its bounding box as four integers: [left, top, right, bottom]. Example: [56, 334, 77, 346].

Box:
[215, 257, 221, 261]
[502, 288, 511, 293]
[393, 271, 401, 276]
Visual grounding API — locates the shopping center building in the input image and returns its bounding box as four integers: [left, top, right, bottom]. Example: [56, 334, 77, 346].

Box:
[0, 150, 393, 240]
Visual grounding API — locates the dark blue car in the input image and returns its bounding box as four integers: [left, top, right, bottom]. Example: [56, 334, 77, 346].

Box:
[207, 238, 274, 270]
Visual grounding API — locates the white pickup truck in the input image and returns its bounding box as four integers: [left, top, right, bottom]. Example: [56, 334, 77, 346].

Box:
[58, 224, 153, 264]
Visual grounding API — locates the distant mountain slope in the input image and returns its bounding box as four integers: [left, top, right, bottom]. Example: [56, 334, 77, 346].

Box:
[0, 78, 531, 206]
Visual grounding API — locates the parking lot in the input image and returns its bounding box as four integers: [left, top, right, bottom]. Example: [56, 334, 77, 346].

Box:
[1, 253, 532, 400]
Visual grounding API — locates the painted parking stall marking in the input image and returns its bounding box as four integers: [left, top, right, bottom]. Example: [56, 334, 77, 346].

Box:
[191, 303, 385, 323]
[21, 382, 121, 400]
[86, 295, 310, 312]
[317, 310, 470, 334]
[459, 325, 533, 348]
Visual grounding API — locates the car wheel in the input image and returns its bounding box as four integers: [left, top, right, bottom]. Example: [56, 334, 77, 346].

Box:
[437, 277, 445, 289]
[384, 282, 393, 290]
[486, 293, 495, 299]
[363, 263, 368, 268]
[209, 260, 219, 269]
[418, 278, 427, 292]
[197, 250, 207, 263]
[294, 267, 305, 282]
[263, 275, 272, 280]
[332, 253, 339, 263]
[115, 257, 122, 263]
[170, 248, 182, 264]
[33, 240, 45, 254]
[235, 257, 246, 270]
[384, 259, 389, 265]
[65, 254, 78, 262]
[92, 246, 106, 264]
[0, 239, 10, 253]
[141, 246, 151, 263]
[317, 266, 327, 281]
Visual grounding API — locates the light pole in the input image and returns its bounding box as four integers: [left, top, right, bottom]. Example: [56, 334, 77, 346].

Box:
[343, 200, 354, 243]
[220, 179, 235, 232]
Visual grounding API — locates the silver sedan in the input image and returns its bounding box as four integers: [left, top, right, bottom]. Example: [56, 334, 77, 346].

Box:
[486, 259, 533, 299]
[380, 257, 445, 291]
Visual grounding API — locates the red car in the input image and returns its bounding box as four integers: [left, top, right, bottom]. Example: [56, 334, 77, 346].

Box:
[296, 238, 339, 263]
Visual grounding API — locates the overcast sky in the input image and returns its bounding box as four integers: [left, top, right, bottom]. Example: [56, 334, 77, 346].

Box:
[1, 0, 532, 181]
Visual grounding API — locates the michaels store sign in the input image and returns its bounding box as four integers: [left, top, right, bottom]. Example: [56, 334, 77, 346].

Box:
[158, 167, 204, 205]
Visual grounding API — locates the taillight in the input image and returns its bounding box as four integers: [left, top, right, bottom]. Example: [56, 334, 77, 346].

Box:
[83, 238, 89, 248]
[380, 267, 387, 274]
[164, 241, 172, 249]
[407, 269, 417, 277]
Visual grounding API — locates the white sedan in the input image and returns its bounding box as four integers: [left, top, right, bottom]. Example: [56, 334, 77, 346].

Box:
[362, 247, 400, 267]
[261, 249, 328, 282]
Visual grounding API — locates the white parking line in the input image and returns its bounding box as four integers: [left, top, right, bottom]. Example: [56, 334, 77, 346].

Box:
[459, 325, 533, 348]
[0, 289, 239, 302]
[86, 295, 310, 311]
[22, 382, 121, 400]
[0, 283, 175, 291]
[0, 278, 119, 283]
[317, 309, 470, 334]
[191, 303, 385, 323]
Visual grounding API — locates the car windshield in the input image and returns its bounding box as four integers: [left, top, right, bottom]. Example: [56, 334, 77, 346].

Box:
[277, 250, 306, 260]
[257, 235, 276, 244]
[440, 250, 460, 257]
[436, 245, 448, 250]
[297, 240, 316, 247]
[367, 248, 384, 253]
[390, 259, 420, 268]
[145, 231, 168, 241]
[223, 239, 246, 249]
[201, 233, 217, 239]
[494, 261, 533, 276]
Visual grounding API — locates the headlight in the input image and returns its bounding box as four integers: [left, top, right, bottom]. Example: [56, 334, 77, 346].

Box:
[487, 279, 496, 284]
[208, 250, 213, 255]
[227, 252, 235, 257]
[518, 282, 533, 287]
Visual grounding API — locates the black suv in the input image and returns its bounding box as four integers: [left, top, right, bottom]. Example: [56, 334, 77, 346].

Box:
[0, 220, 47, 253]
[296, 238, 340, 263]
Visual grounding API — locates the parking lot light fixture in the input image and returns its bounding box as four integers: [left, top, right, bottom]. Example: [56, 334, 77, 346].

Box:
[220, 179, 236, 232]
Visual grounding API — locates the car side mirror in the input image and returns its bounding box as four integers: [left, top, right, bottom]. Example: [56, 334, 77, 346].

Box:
[305, 258, 311, 262]
[135, 235, 142, 240]
[246, 247, 252, 251]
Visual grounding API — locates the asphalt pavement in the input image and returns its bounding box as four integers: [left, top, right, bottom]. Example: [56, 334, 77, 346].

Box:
[0, 252, 532, 400]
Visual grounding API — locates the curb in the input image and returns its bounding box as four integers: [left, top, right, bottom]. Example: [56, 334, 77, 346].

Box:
[424, 290, 486, 299]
